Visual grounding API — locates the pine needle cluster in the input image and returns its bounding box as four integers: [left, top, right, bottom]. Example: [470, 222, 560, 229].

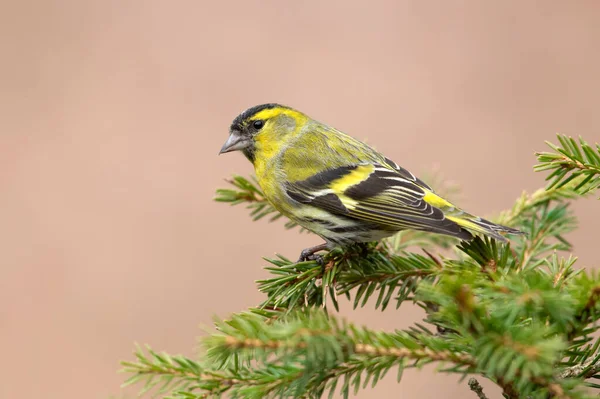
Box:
[121, 134, 600, 398]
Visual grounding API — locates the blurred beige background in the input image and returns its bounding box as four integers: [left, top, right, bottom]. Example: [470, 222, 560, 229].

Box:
[1, 1, 599, 398]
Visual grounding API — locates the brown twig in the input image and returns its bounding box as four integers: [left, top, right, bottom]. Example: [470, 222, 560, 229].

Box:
[468, 378, 489, 399]
[422, 247, 444, 269]
[559, 353, 600, 379]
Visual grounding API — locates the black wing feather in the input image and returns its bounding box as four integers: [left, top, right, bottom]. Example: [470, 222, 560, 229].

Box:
[286, 163, 472, 240]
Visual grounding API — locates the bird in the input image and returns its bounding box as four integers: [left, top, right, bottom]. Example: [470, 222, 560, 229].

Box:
[219, 103, 522, 262]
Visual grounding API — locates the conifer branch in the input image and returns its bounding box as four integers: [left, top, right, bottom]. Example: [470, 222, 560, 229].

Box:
[122, 134, 600, 399]
[202, 310, 583, 398]
[120, 345, 232, 397]
[214, 175, 302, 230]
[535, 135, 600, 196]
[495, 185, 580, 227]
[257, 244, 439, 312]
[560, 352, 600, 379]
[203, 310, 478, 397]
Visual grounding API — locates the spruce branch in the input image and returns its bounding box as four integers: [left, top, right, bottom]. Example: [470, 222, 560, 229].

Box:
[561, 273, 600, 367]
[495, 185, 580, 228]
[120, 344, 231, 397]
[479, 186, 579, 273]
[122, 348, 314, 399]
[560, 349, 600, 380]
[515, 202, 576, 270]
[202, 310, 585, 398]
[121, 134, 600, 399]
[535, 135, 600, 196]
[214, 175, 302, 230]
[203, 310, 477, 397]
[256, 243, 441, 313]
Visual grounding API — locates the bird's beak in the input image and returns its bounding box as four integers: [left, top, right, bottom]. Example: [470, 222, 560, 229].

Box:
[219, 130, 251, 154]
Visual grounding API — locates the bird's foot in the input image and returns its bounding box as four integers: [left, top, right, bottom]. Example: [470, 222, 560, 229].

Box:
[300, 252, 324, 265]
[297, 243, 329, 265]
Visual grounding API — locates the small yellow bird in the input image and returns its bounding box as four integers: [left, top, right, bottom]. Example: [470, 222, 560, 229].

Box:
[220, 104, 522, 262]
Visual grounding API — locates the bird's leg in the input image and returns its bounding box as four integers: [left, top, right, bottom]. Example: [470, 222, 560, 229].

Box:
[297, 243, 329, 264]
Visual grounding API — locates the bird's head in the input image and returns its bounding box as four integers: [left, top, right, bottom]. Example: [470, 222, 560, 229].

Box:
[219, 103, 307, 163]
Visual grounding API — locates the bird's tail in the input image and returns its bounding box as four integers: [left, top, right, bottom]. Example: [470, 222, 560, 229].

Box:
[446, 215, 524, 242]
[420, 189, 524, 242]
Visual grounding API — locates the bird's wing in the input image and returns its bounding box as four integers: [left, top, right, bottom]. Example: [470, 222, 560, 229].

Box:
[285, 161, 472, 240]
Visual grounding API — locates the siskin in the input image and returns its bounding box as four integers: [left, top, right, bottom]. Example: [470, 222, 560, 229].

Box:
[220, 104, 522, 262]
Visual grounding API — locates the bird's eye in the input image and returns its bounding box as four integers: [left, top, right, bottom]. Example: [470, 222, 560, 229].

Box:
[252, 120, 264, 130]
